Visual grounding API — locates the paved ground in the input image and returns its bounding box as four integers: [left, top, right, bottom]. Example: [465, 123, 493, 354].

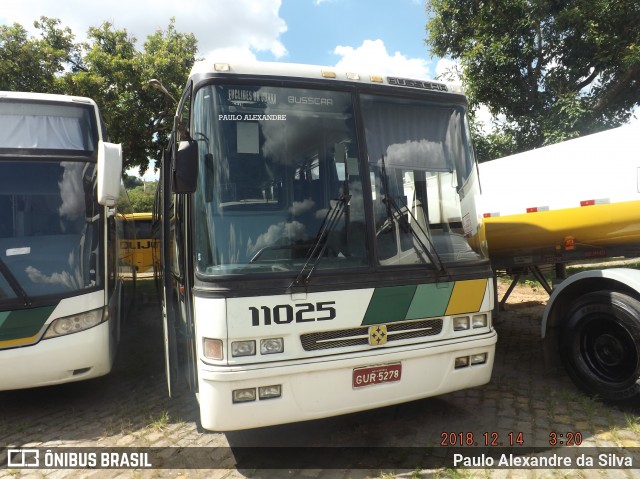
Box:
[1, 279, 639, 478]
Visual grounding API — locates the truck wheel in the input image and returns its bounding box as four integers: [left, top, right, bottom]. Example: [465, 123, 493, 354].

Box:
[561, 291, 640, 404]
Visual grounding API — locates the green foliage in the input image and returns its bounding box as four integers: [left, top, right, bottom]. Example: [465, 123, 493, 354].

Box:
[127, 182, 157, 213]
[0, 17, 79, 92]
[426, 0, 640, 160]
[0, 16, 198, 175]
[123, 173, 144, 190]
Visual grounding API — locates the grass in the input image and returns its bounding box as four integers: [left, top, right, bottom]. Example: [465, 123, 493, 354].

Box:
[578, 395, 602, 422]
[607, 425, 622, 443]
[375, 467, 424, 479]
[409, 468, 423, 479]
[149, 410, 171, 431]
[377, 472, 397, 479]
[625, 413, 640, 433]
[434, 469, 475, 479]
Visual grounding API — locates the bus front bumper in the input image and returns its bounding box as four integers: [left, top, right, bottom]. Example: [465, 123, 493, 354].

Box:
[0, 321, 113, 391]
[197, 331, 497, 431]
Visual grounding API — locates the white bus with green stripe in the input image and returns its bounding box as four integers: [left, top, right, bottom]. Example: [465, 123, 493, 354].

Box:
[154, 60, 497, 431]
[0, 92, 124, 390]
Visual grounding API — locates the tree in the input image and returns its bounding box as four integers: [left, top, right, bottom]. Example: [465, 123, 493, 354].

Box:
[0, 17, 79, 92]
[62, 22, 146, 172]
[127, 183, 157, 213]
[426, 0, 640, 160]
[123, 173, 144, 190]
[140, 19, 199, 171]
[60, 19, 198, 174]
[0, 17, 198, 175]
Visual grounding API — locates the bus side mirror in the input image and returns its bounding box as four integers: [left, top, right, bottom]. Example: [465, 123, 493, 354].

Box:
[97, 140, 123, 206]
[173, 140, 198, 193]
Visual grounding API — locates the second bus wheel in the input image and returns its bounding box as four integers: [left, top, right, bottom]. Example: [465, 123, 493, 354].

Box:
[560, 290, 640, 405]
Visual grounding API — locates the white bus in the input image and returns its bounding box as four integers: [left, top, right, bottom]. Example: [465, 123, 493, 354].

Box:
[0, 91, 124, 390]
[155, 60, 497, 431]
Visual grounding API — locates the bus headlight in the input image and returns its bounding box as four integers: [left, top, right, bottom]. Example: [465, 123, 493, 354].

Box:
[260, 338, 284, 355]
[454, 356, 469, 369]
[471, 353, 488, 365]
[472, 314, 488, 328]
[231, 340, 256, 357]
[453, 316, 470, 331]
[232, 388, 256, 403]
[42, 308, 105, 339]
[259, 385, 282, 400]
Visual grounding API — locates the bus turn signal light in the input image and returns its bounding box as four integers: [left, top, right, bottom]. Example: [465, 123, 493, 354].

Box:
[203, 338, 223, 360]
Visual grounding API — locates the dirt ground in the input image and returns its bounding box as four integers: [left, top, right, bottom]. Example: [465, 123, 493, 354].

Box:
[496, 276, 550, 306]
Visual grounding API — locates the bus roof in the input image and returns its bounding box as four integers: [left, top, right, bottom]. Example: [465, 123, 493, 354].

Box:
[190, 59, 464, 95]
[0, 91, 98, 107]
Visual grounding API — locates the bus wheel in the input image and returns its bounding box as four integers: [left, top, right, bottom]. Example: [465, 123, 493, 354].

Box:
[560, 291, 640, 404]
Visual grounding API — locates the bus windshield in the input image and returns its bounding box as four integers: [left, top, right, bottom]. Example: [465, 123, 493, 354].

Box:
[192, 84, 484, 277]
[361, 95, 484, 266]
[0, 160, 101, 303]
[0, 100, 97, 152]
[193, 85, 368, 276]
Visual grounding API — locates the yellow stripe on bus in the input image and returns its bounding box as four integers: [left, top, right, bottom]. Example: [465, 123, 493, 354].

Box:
[0, 332, 41, 348]
[445, 279, 488, 315]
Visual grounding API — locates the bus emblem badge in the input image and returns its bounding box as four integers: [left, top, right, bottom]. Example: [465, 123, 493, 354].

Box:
[368, 325, 388, 346]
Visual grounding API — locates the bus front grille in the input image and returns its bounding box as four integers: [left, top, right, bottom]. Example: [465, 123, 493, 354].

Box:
[300, 318, 443, 351]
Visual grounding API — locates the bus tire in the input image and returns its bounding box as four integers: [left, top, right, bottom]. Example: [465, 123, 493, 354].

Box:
[560, 291, 640, 404]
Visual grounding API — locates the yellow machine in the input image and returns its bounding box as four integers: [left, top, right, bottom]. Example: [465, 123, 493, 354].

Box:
[119, 212, 159, 273]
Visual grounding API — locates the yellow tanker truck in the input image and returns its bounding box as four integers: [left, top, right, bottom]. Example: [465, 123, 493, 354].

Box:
[479, 122, 640, 405]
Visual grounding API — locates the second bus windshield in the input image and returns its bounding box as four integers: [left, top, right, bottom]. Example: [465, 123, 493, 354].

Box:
[192, 84, 484, 277]
[0, 160, 101, 303]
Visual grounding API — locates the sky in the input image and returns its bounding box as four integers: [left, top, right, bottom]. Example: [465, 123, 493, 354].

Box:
[0, 0, 446, 78]
[1, 0, 452, 178]
[1, 0, 636, 179]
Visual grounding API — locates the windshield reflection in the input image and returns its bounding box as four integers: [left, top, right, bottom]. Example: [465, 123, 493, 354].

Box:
[0, 161, 100, 303]
[193, 85, 368, 276]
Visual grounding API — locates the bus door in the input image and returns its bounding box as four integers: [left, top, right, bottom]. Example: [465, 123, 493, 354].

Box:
[171, 192, 198, 393]
[162, 88, 198, 397]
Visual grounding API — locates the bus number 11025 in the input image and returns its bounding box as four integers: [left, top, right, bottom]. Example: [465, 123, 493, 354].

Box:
[249, 302, 336, 326]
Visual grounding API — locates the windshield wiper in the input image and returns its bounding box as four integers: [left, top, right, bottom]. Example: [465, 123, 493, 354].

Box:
[379, 155, 447, 275]
[0, 257, 33, 306]
[290, 144, 353, 290]
[289, 192, 351, 289]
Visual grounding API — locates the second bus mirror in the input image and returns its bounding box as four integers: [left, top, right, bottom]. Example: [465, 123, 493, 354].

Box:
[97, 141, 123, 206]
[173, 140, 198, 193]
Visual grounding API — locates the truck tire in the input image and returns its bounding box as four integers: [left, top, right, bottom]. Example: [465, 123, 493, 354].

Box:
[560, 291, 640, 404]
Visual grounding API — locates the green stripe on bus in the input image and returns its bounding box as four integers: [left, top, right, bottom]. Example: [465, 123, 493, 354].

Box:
[405, 282, 454, 319]
[362, 285, 417, 325]
[0, 311, 9, 329]
[0, 306, 56, 341]
[361, 280, 489, 325]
